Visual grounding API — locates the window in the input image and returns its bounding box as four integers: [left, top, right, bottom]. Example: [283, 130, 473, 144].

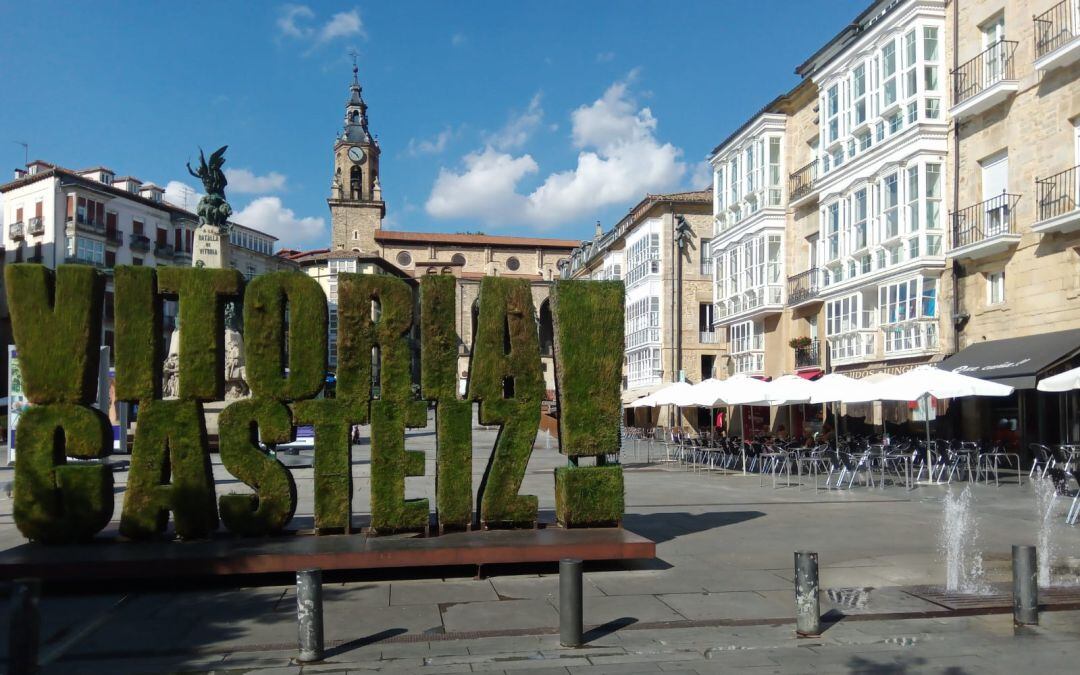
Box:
[69, 236, 104, 265]
[506, 256, 520, 271]
[826, 202, 841, 262]
[882, 41, 897, 108]
[396, 250, 412, 266]
[827, 84, 840, 143]
[988, 271, 1005, 305]
[133, 257, 143, 266]
[625, 231, 660, 286]
[700, 238, 712, 274]
[767, 137, 782, 205]
[851, 188, 868, 251]
[625, 296, 661, 348]
[925, 164, 942, 230]
[904, 31, 918, 99]
[826, 295, 861, 335]
[852, 63, 867, 126]
[907, 166, 920, 232]
[729, 321, 758, 354]
[881, 172, 899, 240]
[452, 253, 466, 265]
[923, 26, 939, 62]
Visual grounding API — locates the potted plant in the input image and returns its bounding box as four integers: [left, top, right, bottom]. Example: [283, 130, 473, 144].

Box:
[788, 336, 813, 349]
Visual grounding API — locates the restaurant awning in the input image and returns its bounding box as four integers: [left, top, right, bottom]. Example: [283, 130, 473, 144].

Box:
[939, 328, 1080, 389]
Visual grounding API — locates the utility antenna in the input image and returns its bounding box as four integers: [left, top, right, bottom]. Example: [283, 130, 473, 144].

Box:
[13, 141, 28, 167]
[178, 184, 196, 211]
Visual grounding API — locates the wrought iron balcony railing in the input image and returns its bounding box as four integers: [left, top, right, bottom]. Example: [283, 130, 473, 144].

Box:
[787, 267, 824, 305]
[950, 192, 1022, 249]
[952, 40, 1018, 106]
[1034, 0, 1078, 60]
[129, 234, 151, 252]
[788, 160, 818, 202]
[8, 222, 24, 239]
[1036, 164, 1079, 222]
[27, 216, 44, 235]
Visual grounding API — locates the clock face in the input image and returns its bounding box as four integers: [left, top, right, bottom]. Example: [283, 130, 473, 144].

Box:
[348, 147, 365, 163]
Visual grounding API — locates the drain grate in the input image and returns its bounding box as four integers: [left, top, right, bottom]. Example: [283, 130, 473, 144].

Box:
[826, 587, 872, 609]
[905, 584, 1080, 611]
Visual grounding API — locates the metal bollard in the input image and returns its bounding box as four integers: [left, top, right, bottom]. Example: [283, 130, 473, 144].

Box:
[559, 558, 583, 647]
[8, 578, 41, 675]
[1012, 545, 1038, 626]
[794, 551, 821, 637]
[296, 568, 325, 662]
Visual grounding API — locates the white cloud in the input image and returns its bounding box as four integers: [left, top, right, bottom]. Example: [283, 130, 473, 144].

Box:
[225, 168, 287, 194]
[425, 75, 686, 228]
[233, 197, 325, 248]
[451, 32, 467, 46]
[277, 5, 365, 47]
[407, 127, 456, 156]
[163, 180, 203, 212]
[484, 93, 544, 151]
[596, 51, 615, 63]
[688, 161, 712, 191]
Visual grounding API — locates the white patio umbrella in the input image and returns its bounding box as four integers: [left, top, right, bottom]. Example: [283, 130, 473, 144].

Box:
[1037, 365, 1080, 392]
[719, 374, 773, 406]
[863, 366, 1014, 480]
[650, 381, 699, 407]
[758, 374, 816, 406]
[687, 378, 734, 406]
[809, 373, 878, 404]
[628, 394, 657, 408]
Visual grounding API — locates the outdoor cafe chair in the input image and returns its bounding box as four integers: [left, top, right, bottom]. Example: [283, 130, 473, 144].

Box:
[1067, 465, 1080, 526]
[1029, 443, 1055, 479]
[976, 441, 1021, 487]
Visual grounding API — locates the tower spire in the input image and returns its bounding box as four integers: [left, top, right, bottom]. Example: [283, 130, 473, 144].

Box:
[341, 58, 371, 144]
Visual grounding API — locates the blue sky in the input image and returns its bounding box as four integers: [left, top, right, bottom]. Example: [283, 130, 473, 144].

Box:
[0, 1, 868, 249]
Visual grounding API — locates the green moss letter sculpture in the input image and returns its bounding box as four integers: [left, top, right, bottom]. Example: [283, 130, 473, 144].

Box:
[551, 280, 625, 527]
[243, 272, 327, 401]
[13, 404, 114, 544]
[420, 275, 472, 531]
[468, 277, 542, 528]
[218, 398, 298, 536]
[156, 267, 243, 401]
[5, 264, 105, 404]
[292, 399, 358, 533]
[114, 266, 161, 401]
[339, 274, 428, 533]
[119, 400, 218, 540]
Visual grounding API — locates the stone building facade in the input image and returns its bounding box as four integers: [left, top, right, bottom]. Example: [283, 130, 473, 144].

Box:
[565, 190, 714, 427]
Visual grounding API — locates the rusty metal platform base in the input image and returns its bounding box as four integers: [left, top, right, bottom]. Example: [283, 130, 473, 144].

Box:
[0, 526, 655, 581]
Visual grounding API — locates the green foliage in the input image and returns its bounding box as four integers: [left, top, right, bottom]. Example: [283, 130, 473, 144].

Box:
[218, 398, 298, 536]
[5, 264, 105, 404]
[244, 272, 327, 401]
[292, 398, 359, 533]
[338, 274, 428, 533]
[13, 404, 113, 543]
[119, 400, 219, 540]
[420, 275, 472, 530]
[551, 281, 624, 457]
[468, 277, 542, 528]
[554, 465, 624, 528]
[157, 267, 243, 401]
[114, 266, 161, 401]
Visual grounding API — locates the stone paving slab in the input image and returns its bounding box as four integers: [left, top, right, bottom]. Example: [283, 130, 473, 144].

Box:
[655, 591, 790, 622]
[390, 578, 499, 606]
[441, 598, 560, 633]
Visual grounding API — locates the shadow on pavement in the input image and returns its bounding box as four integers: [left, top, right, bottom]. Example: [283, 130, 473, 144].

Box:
[584, 616, 637, 643]
[623, 510, 765, 544]
[324, 627, 408, 658]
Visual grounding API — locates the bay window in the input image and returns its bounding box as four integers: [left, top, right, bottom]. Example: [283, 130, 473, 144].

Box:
[826, 202, 841, 262]
[851, 188, 868, 251]
[625, 231, 660, 287]
[827, 85, 840, 143]
[627, 347, 662, 387]
[853, 63, 867, 126]
[625, 296, 661, 348]
[881, 172, 900, 240]
[882, 42, 897, 108]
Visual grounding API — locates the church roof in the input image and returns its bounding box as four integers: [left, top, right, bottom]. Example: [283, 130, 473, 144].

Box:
[374, 229, 579, 250]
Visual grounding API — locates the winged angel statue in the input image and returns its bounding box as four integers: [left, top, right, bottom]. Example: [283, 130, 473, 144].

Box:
[187, 145, 232, 234]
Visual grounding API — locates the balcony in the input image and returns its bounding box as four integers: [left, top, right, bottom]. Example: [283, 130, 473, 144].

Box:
[699, 330, 720, 344]
[715, 285, 784, 323]
[27, 217, 44, 235]
[950, 193, 1022, 260]
[787, 268, 824, 307]
[951, 40, 1018, 119]
[882, 320, 939, 357]
[1034, 164, 1080, 234]
[8, 222, 24, 240]
[71, 214, 107, 236]
[1034, 0, 1080, 72]
[794, 340, 822, 370]
[106, 229, 123, 247]
[154, 242, 175, 258]
[129, 234, 151, 252]
[788, 160, 819, 205]
[731, 351, 765, 376]
[64, 255, 105, 268]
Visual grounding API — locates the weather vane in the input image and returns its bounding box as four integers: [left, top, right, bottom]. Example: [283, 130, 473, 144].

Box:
[347, 47, 358, 70]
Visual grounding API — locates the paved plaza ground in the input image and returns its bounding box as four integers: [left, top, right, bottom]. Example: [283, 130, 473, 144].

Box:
[1, 414, 1080, 673]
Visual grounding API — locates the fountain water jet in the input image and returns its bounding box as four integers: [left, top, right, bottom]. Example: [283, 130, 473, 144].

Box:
[939, 485, 989, 594]
[1034, 476, 1058, 587]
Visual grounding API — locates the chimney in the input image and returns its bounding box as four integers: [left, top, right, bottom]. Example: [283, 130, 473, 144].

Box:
[594, 220, 602, 239]
[13, 168, 26, 180]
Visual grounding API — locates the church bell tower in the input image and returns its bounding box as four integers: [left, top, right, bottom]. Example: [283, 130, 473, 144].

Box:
[329, 64, 384, 252]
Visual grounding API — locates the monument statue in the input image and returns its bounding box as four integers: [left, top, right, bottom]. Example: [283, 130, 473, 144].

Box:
[162, 324, 249, 401]
[186, 145, 232, 234]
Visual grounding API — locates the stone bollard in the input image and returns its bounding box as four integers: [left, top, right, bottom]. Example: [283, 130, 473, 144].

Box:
[794, 551, 821, 637]
[1012, 545, 1038, 626]
[296, 568, 325, 662]
[8, 578, 41, 675]
[559, 558, 584, 647]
